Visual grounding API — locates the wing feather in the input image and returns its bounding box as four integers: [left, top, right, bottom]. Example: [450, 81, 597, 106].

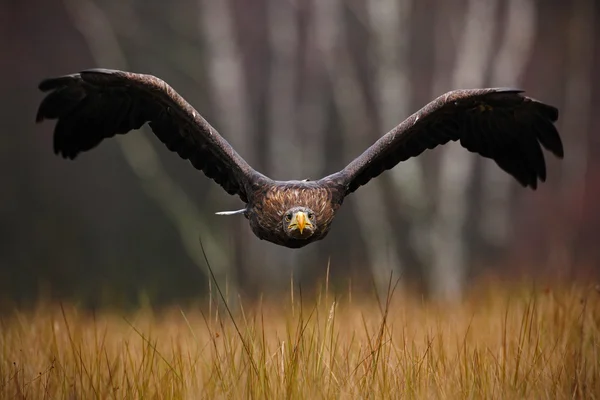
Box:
[36, 68, 262, 202]
[322, 88, 563, 195]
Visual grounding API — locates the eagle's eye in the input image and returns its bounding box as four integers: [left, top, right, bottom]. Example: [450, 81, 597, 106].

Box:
[308, 212, 314, 220]
[285, 212, 292, 222]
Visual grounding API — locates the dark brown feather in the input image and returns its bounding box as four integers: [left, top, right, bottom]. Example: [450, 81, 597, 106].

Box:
[36, 68, 263, 202]
[37, 70, 564, 249]
[323, 88, 563, 195]
[246, 181, 340, 248]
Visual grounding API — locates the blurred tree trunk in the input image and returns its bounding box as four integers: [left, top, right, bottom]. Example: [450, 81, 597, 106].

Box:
[366, 0, 427, 213]
[298, 1, 328, 180]
[366, 0, 432, 274]
[199, 0, 267, 297]
[266, 0, 301, 180]
[63, 0, 235, 294]
[554, 0, 594, 270]
[478, 0, 537, 251]
[429, 0, 499, 301]
[264, 0, 308, 283]
[314, 0, 403, 296]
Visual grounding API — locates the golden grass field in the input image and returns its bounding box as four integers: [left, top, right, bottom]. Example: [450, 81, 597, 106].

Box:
[1, 280, 599, 399]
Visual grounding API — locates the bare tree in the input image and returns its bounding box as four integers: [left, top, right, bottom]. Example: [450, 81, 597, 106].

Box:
[429, 0, 499, 301]
[314, 0, 404, 296]
[479, 0, 538, 248]
[266, 0, 301, 180]
[561, 0, 594, 188]
[365, 0, 433, 267]
[560, 0, 594, 191]
[199, 1, 251, 165]
[263, 0, 309, 281]
[197, 0, 262, 287]
[297, 2, 328, 180]
[62, 0, 235, 292]
[554, 0, 595, 269]
[366, 0, 427, 211]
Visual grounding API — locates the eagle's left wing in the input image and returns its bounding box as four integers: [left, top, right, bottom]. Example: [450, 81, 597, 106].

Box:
[322, 88, 564, 195]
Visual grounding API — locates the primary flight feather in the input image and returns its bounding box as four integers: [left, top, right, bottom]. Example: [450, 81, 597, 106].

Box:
[36, 68, 564, 248]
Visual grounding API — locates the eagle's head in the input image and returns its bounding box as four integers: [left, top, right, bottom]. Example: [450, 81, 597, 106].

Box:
[282, 206, 317, 239]
[245, 183, 340, 248]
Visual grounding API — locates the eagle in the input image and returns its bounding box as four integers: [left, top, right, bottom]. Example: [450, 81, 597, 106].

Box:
[36, 69, 564, 249]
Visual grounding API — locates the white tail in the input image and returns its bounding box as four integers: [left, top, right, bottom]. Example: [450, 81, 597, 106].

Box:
[215, 209, 246, 216]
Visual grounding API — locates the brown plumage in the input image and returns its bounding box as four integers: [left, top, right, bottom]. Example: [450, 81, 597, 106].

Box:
[36, 68, 564, 249]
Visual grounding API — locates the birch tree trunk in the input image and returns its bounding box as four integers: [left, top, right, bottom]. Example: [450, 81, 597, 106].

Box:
[560, 0, 594, 192]
[479, 0, 537, 248]
[199, 0, 266, 295]
[266, 0, 301, 180]
[62, 0, 234, 291]
[299, 1, 328, 179]
[366, 0, 426, 209]
[554, 0, 594, 270]
[429, 0, 499, 301]
[314, 0, 403, 296]
[265, 0, 314, 283]
[365, 0, 432, 270]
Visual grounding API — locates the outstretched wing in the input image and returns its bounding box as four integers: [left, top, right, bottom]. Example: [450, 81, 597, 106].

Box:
[323, 88, 564, 195]
[36, 68, 261, 202]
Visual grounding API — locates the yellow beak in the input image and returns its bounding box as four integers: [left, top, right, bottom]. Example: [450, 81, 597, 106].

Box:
[296, 212, 306, 234]
[291, 211, 308, 234]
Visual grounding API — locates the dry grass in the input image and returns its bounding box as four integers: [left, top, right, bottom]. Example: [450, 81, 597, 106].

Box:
[1, 281, 599, 399]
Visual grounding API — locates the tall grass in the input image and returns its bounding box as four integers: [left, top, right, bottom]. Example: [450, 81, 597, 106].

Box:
[1, 280, 598, 399]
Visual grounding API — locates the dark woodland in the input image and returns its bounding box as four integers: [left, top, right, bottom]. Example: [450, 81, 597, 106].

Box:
[2, 0, 599, 309]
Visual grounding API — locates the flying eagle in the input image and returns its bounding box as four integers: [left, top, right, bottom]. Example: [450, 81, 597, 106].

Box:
[36, 69, 564, 249]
